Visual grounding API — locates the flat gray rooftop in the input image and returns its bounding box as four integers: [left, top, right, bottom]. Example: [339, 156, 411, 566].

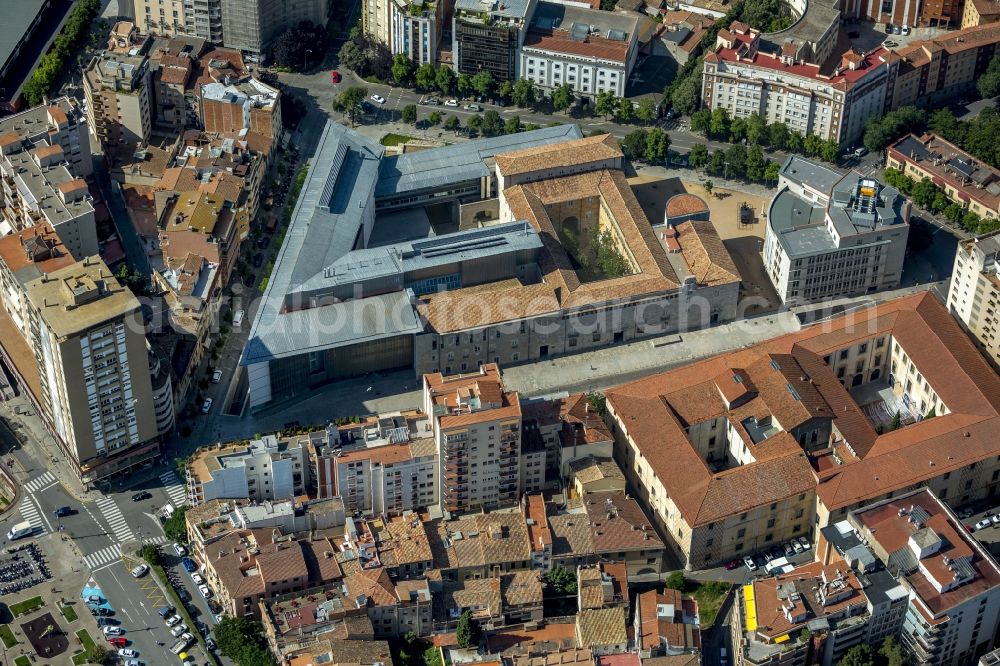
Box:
[0, 0, 47, 72]
[768, 189, 836, 258]
[455, 0, 534, 19]
[375, 124, 581, 198]
[780, 155, 842, 193]
[531, 1, 640, 35]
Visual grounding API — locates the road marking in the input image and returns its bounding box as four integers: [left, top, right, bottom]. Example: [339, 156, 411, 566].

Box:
[17, 495, 45, 535]
[85, 544, 122, 569]
[24, 471, 56, 493]
[159, 471, 187, 507]
[95, 496, 135, 542]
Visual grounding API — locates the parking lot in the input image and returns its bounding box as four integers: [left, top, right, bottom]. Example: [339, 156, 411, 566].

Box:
[957, 503, 1000, 560]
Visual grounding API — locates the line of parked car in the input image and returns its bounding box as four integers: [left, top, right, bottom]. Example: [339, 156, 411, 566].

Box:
[727, 536, 813, 572]
[958, 507, 1000, 531]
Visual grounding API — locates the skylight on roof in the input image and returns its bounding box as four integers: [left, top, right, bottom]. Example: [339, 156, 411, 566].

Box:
[787, 384, 801, 401]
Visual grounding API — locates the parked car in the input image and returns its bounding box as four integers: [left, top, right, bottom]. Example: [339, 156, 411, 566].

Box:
[958, 508, 974, 519]
[463, 103, 481, 111]
[192, 573, 205, 585]
[743, 555, 757, 571]
[975, 518, 992, 530]
[171, 624, 188, 638]
[424, 97, 440, 105]
[797, 536, 811, 550]
[130, 564, 149, 578]
[103, 626, 122, 636]
[166, 615, 182, 627]
[107, 636, 127, 647]
[233, 309, 245, 326]
[783, 542, 796, 557]
[181, 632, 194, 643]
[125, 660, 142, 666]
[330, 70, 341, 84]
[725, 559, 741, 570]
[211, 369, 222, 384]
[199, 584, 213, 598]
[158, 606, 175, 619]
[253, 253, 263, 268]
[901, 25, 910, 34]
[792, 539, 804, 554]
[445, 99, 458, 107]
[119, 648, 138, 658]
[173, 543, 187, 557]
[206, 637, 217, 651]
[53, 506, 73, 517]
[370, 93, 386, 104]
[181, 558, 197, 573]
[854, 147, 868, 158]
[200, 398, 213, 414]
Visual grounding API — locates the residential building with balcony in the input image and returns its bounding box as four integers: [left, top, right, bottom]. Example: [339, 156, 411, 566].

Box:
[962, 0, 1000, 28]
[220, 0, 329, 54]
[439, 570, 544, 628]
[186, 434, 309, 504]
[763, 156, 909, 304]
[453, 0, 538, 81]
[425, 363, 523, 513]
[390, 0, 443, 65]
[200, 77, 282, 162]
[520, 2, 640, 100]
[948, 232, 1000, 370]
[84, 51, 153, 149]
[135, 0, 188, 35]
[184, 0, 225, 43]
[702, 23, 892, 145]
[325, 438, 439, 516]
[887, 133, 1000, 221]
[0, 98, 91, 180]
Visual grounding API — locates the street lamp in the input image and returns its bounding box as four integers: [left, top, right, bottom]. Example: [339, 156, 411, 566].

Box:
[303, 49, 313, 72]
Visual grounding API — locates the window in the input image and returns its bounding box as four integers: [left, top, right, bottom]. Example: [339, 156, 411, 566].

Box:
[767, 518, 775, 528]
[737, 528, 746, 538]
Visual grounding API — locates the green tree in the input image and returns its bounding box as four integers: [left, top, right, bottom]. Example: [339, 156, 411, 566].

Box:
[644, 127, 671, 163]
[670, 72, 701, 116]
[467, 114, 484, 136]
[595, 91, 618, 119]
[544, 565, 579, 594]
[709, 108, 730, 138]
[620, 130, 648, 160]
[746, 144, 765, 182]
[890, 411, 902, 431]
[414, 63, 436, 91]
[636, 97, 658, 125]
[551, 83, 575, 112]
[821, 139, 841, 163]
[691, 109, 711, 134]
[725, 143, 748, 179]
[141, 543, 163, 566]
[864, 106, 926, 152]
[878, 636, 908, 666]
[498, 79, 514, 102]
[84, 642, 111, 664]
[928, 108, 966, 144]
[402, 104, 418, 124]
[787, 131, 804, 153]
[767, 122, 789, 149]
[457, 73, 473, 97]
[708, 148, 727, 176]
[512, 79, 536, 108]
[764, 161, 781, 185]
[163, 505, 190, 542]
[428, 111, 443, 126]
[729, 117, 747, 144]
[444, 115, 461, 132]
[505, 116, 522, 134]
[838, 643, 874, 666]
[616, 97, 633, 124]
[456, 610, 482, 648]
[435, 65, 456, 94]
[215, 615, 264, 658]
[391, 54, 414, 84]
[472, 70, 494, 97]
[704, 180, 714, 196]
[665, 571, 685, 590]
[803, 132, 823, 157]
[746, 113, 766, 145]
[337, 40, 367, 74]
[425, 647, 444, 666]
[979, 54, 1000, 99]
[689, 144, 709, 169]
[482, 109, 503, 137]
[337, 86, 368, 126]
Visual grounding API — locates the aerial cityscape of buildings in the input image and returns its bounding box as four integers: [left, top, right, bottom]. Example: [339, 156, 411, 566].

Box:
[6, 0, 1000, 666]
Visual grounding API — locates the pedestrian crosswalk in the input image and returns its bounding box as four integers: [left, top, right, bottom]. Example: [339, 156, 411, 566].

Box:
[24, 471, 56, 494]
[159, 471, 187, 507]
[95, 496, 134, 542]
[18, 496, 44, 534]
[84, 536, 168, 571]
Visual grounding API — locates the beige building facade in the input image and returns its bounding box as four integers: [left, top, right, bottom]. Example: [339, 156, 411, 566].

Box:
[947, 232, 1000, 371]
[84, 51, 153, 149]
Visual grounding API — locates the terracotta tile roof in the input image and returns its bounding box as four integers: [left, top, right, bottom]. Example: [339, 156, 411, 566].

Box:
[642, 656, 701, 666]
[968, 0, 1000, 16]
[526, 493, 553, 553]
[501, 570, 544, 608]
[444, 578, 503, 617]
[675, 220, 741, 286]
[576, 607, 628, 648]
[522, 28, 631, 63]
[380, 516, 433, 566]
[495, 134, 622, 177]
[0, 223, 74, 276]
[582, 491, 664, 552]
[430, 512, 533, 571]
[549, 513, 594, 557]
[569, 457, 625, 485]
[665, 193, 709, 218]
[607, 292, 1000, 526]
[344, 567, 398, 607]
[256, 541, 309, 587]
[577, 567, 607, 609]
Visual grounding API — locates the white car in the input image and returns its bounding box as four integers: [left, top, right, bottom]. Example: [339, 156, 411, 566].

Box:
[192, 573, 205, 585]
[975, 518, 992, 530]
[130, 564, 149, 578]
[797, 536, 811, 550]
[199, 584, 213, 598]
[992, 514, 1000, 525]
[171, 624, 188, 637]
[126, 660, 142, 666]
[200, 398, 213, 414]
[232, 309, 244, 326]
[444, 99, 458, 107]
[172, 542, 187, 557]
[181, 632, 194, 643]
[166, 614, 182, 627]
[743, 555, 757, 571]
[211, 369, 222, 384]
[370, 94, 386, 104]
[792, 539, 804, 554]
[102, 626, 122, 636]
[119, 648, 138, 658]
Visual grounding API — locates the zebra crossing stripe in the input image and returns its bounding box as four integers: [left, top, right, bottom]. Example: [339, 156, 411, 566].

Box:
[84, 544, 122, 570]
[95, 497, 134, 542]
[24, 471, 56, 494]
[18, 496, 44, 533]
[159, 471, 187, 506]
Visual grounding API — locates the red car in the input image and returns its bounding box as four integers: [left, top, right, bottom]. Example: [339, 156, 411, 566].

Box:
[107, 636, 127, 647]
[331, 70, 341, 84]
[724, 559, 742, 570]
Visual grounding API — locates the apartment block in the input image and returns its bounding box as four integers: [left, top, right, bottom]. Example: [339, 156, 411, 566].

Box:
[764, 156, 909, 304]
[21, 258, 162, 480]
[424, 364, 522, 513]
[520, 2, 639, 99]
[605, 292, 1000, 570]
[135, 0, 187, 35]
[220, 0, 329, 54]
[439, 570, 544, 628]
[962, 0, 1000, 28]
[703, 23, 892, 145]
[183, 0, 224, 43]
[0, 98, 92, 179]
[200, 78, 282, 160]
[186, 434, 309, 504]
[885, 23, 1000, 111]
[453, 0, 537, 81]
[947, 232, 1000, 369]
[84, 51, 153, 149]
[887, 133, 1000, 221]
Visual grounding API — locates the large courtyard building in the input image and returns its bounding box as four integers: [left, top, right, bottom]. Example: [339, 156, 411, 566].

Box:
[240, 122, 740, 411]
[948, 232, 1000, 370]
[605, 292, 1000, 570]
[763, 156, 909, 304]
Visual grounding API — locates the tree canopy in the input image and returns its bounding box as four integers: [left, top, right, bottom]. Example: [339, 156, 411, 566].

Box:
[271, 21, 327, 70]
[456, 610, 482, 648]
